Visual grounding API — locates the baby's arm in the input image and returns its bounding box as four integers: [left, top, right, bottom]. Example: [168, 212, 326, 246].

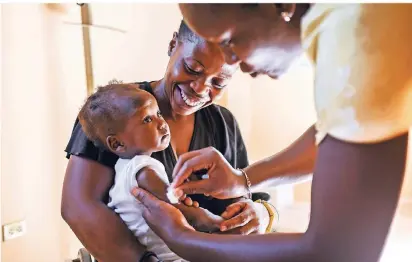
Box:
[136, 166, 224, 233]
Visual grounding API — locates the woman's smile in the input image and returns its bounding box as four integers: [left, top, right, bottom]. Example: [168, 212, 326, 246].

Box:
[173, 84, 210, 109]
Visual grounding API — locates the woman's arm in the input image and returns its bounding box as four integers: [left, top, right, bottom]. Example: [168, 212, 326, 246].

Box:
[245, 124, 317, 192]
[139, 133, 408, 262]
[61, 156, 152, 262]
[172, 124, 317, 199]
[215, 107, 271, 234]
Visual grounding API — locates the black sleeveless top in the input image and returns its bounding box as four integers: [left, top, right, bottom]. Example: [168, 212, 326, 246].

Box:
[65, 82, 249, 215]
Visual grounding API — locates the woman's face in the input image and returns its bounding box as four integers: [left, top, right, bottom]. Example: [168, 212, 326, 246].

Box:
[179, 4, 303, 79]
[163, 33, 238, 116]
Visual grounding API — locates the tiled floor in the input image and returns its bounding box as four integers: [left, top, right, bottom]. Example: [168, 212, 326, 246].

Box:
[275, 202, 412, 262]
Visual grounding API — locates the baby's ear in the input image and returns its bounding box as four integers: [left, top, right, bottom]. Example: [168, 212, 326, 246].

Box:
[106, 135, 126, 153]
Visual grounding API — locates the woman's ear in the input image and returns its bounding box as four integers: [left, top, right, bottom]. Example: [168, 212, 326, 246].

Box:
[168, 32, 179, 57]
[106, 135, 126, 153]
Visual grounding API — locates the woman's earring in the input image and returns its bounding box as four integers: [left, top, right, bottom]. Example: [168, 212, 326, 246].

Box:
[281, 12, 291, 22]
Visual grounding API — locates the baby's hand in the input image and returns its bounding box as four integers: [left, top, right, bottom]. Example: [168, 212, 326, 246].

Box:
[180, 196, 199, 208]
[167, 186, 199, 207]
[187, 207, 225, 233]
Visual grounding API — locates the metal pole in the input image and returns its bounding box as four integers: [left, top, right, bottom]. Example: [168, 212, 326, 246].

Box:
[79, 3, 94, 95]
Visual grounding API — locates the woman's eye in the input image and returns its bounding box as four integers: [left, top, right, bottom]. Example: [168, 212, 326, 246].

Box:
[213, 79, 228, 89]
[184, 63, 202, 75]
[220, 39, 235, 50]
[221, 39, 230, 46]
[143, 116, 152, 123]
[219, 40, 239, 63]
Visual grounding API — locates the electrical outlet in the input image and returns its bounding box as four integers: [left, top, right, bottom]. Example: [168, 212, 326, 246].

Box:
[2, 220, 27, 241]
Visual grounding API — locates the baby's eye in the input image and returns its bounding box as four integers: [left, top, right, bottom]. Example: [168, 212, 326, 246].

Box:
[143, 116, 152, 123]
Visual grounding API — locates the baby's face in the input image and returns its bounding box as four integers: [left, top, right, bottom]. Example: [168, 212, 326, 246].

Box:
[117, 93, 171, 156]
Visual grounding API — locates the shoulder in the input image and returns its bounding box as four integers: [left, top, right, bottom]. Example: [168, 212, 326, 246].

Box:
[134, 81, 154, 94]
[135, 164, 169, 189]
[309, 4, 412, 143]
[137, 166, 159, 180]
[121, 155, 167, 179]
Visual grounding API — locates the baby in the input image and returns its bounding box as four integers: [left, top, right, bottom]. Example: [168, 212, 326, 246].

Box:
[78, 83, 224, 262]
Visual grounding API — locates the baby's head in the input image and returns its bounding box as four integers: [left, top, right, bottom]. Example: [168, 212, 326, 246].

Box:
[78, 82, 170, 158]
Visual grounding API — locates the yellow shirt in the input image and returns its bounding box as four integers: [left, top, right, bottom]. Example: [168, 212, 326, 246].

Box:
[301, 4, 412, 144]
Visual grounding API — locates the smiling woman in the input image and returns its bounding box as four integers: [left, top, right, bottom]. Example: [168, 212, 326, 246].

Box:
[163, 27, 237, 117]
[62, 19, 272, 262]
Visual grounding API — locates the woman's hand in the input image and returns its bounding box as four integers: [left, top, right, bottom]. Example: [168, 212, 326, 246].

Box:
[219, 199, 269, 235]
[131, 187, 195, 242]
[171, 147, 248, 199]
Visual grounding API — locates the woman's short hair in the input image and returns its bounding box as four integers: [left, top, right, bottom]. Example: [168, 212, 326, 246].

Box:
[178, 20, 202, 44]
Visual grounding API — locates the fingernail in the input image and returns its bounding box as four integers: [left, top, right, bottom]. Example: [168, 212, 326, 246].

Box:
[221, 212, 228, 218]
[221, 226, 227, 231]
[131, 188, 138, 196]
[175, 189, 183, 198]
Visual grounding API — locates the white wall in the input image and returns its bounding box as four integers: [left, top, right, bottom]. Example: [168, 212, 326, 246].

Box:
[1, 4, 86, 262]
[0, 3, 3, 261]
[88, 3, 181, 87]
